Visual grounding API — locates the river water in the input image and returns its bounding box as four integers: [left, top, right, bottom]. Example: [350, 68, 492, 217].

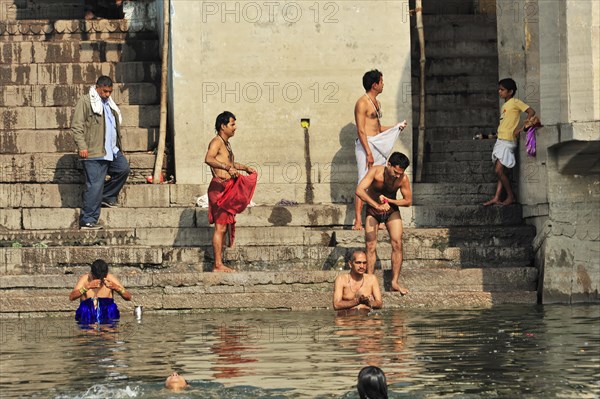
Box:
[0, 304, 598, 398]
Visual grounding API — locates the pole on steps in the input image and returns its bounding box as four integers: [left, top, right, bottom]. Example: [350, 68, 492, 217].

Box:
[152, 0, 170, 184]
[415, 0, 426, 182]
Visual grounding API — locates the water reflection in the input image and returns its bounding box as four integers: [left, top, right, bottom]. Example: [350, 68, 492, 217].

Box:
[0, 305, 598, 398]
[210, 322, 259, 379]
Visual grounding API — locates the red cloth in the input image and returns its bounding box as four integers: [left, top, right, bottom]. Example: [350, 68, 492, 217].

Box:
[207, 173, 257, 247]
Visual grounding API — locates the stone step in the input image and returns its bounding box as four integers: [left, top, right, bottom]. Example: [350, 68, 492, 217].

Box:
[0, 153, 155, 184]
[0, 39, 160, 64]
[411, 20, 497, 42]
[416, 39, 497, 58]
[411, 75, 499, 95]
[0, 83, 159, 107]
[427, 140, 495, 152]
[0, 203, 523, 230]
[0, 225, 535, 249]
[0, 270, 537, 314]
[416, 14, 498, 27]
[0, 104, 159, 129]
[414, 126, 498, 141]
[422, 160, 494, 175]
[413, 182, 497, 205]
[416, 109, 498, 128]
[411, 56, 499, 78]
[413, 204, 523, 227]
[0, 229, 137, 247]
[0, 244, 532, 274]
[424, 140, 495, 162]
[0, 62, 161, 85]
[0, 268, 536, 293]
[0, 127, 158, 154]
[412, 92, 498, 111]
[0, 183, 200, 209]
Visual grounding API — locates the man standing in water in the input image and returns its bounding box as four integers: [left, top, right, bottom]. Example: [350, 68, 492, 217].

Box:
[356, 152, 412, 294]
[204, 111, 257, 272]
[333, 250, 383, 315]
[354, 69, 407, 230]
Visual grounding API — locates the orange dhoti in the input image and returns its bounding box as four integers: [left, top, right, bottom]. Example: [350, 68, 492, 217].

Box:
[207, 173, 257, 247]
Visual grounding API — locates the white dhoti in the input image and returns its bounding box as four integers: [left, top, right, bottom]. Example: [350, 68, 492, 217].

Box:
[491, 139, 517, 168]
[355, 126, 401, 183]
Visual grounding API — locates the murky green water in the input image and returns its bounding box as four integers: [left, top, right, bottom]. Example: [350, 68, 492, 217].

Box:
[0, 304, 598, 398]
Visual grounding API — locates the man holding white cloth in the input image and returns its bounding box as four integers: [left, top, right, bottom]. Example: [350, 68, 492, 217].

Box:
[353, 69, 407, 230]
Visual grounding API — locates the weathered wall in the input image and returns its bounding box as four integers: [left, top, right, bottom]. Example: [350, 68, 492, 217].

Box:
[170, 0, 413, 204]
[497, 0, 600, 302]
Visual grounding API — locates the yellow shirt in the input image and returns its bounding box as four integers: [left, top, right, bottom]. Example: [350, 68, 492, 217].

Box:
[497, 98, 530, 141]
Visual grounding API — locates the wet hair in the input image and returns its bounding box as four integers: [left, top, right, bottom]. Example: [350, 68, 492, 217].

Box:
[90, 259, 109, 280]
[96, 75, 113, 87]
[357, 366, 388, 399]
[388, 152, 410, 169]
[215, 111, 236, 133]
[351, 250, 367, 262]
[498, 78, 517, 96]
[362, 69, 383, 92]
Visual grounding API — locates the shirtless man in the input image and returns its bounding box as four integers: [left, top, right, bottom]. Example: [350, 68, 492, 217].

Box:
[333, 250, 383, 315]
[204, 111, 256, 272]
[354, 69, 407, 230]
[356, 152, 412, 294]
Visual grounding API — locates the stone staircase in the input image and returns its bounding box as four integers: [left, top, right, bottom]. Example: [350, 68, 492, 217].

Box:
[0, 4, 538, 316]
[409, 10, 539, 300]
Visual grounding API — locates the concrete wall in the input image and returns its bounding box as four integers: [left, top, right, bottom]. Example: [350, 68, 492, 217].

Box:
[497, 0, 600, 302]
[169, 0, 413, 205]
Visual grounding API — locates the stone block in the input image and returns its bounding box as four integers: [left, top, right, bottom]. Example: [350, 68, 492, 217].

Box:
[0, 41, 33, 64]
[0, 106, 35, 129]
[0, 209, 21, 229]
[121, 127, 158, 152]
[236, 204, 349, 227]
[169, 184, 205, 206]
[0, 184, 81, 208]
[0, 64, 37, 85]
[22, 208, 79, 229]
[119, 184, 170, 208]
[104, 208, 196, 228]
[0, 130, 76, 154]
[161, 292, 331, 310]
[412, 205, 523, 227]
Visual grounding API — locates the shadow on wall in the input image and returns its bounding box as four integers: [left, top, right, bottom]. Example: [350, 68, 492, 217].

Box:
[329, 122, 359, 227]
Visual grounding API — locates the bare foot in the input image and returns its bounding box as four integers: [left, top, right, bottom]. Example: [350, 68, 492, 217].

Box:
[213, 264, 234, 273]
[391, 282, 409, 295]
[352, 223, 364, 231]
[501, 197, 515, 206]
[483, 198, 500, 206]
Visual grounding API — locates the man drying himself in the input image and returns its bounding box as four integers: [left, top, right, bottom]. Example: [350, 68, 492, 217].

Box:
[204, 111, 257, 272]
[356, 152, 412, 295]
[354, 69, 408, 230]
[333, 250, 383, 315]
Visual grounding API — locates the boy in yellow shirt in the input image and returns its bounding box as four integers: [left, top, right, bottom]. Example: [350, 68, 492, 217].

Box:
[484, 78, 535, 206]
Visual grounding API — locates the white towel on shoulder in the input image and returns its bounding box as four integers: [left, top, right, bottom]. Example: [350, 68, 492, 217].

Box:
[89, 86, 122, 124]
[355, 125, 401, 183]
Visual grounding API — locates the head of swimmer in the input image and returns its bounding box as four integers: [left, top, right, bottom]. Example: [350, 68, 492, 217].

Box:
[165, 372, 188, 391]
